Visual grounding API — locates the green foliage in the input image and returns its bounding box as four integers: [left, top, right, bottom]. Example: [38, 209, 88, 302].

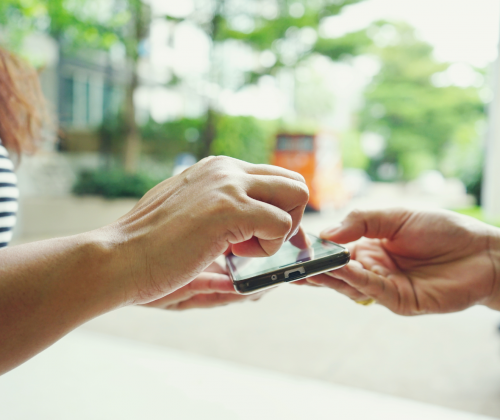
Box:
[140, 117, 205, 159]
[211, 116, 277, 164]
[460, 162, 483, 205]
[314, 30, 371, 61]
[0, 0, 46, 51]
[454, 207, 500, 227]
[73, 169, 160, 199]
[340, 131, 369, 169]
[360, 22, 485, 181]
[0, 0, 125, 53]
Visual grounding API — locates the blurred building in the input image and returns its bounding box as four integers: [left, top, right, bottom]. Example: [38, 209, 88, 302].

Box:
[33, 36, 128, 153]
[13, 34, 129, 202]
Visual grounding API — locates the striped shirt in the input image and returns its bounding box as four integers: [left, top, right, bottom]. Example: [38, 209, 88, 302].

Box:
[0, 143, 18, 248]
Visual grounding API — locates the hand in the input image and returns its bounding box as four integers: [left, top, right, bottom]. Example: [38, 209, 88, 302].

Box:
[308, 209, 500, 315]
[143, 262, 264, 310]
[103, 156, 309, 305]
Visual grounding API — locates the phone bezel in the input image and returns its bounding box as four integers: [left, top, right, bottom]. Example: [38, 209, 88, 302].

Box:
[226, 236, 350, 295]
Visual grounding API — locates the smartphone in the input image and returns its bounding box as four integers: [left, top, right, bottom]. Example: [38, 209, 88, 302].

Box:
[226, 234, 350, 295]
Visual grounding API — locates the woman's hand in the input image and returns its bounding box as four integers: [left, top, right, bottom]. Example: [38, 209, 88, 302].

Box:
[308, 209, 500, 315]
[143, 262, 264, 310]
[104, 156, 309, 305]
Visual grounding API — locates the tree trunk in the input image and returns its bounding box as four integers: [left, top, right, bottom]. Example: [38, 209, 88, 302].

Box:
[201, 108, 217, 158]
[122, 0, 148, 174]
[199, 1, 224, 159]
[123, 70, 140, 173]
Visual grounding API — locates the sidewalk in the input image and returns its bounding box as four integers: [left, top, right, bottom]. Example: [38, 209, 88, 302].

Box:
[0, 330, 495, 420]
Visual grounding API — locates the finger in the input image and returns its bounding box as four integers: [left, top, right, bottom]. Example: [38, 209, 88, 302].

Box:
[245, 175, 309, 242]
[204, 261, 229, 275]
[185, 274, 235, 293]
[230, 200, 293, 257]
[169, 293, 252, 311]
[147, 273, 235, 308]
[244, 163, 306, 185]
[292, 279, 323, 287]
[289, 225, 312, 249]
[321, 263, 399, 309]
[320, 208, 413, 244]
[292, 279, 311, 286]
[307, 274, 369, 301]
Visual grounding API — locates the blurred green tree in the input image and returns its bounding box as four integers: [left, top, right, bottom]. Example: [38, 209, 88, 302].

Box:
[1, 0, 149, 173]
[2, 0, 372, 169]
[360, 22, 485, 181]
[162, 0, 370, 158]
[211, 115, 277, 164]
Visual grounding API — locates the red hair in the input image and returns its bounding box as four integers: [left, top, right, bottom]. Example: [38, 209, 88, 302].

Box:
[0, 47, 47, 156]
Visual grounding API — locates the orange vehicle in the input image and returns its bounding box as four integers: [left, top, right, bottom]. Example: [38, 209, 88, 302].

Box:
[272, 133, 347, 211]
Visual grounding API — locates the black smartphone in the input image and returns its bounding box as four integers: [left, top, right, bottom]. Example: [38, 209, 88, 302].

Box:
[226, 234, 350, 295]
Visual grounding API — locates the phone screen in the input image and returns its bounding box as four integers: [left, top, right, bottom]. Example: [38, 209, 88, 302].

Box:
[227, 235, 346, 281]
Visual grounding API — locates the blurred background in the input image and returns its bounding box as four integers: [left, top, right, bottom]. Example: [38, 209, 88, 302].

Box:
[3, 0, 500, 418]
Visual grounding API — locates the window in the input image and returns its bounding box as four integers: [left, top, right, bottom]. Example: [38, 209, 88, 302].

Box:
[59, 77, 74, 125]
[297, 136, 314, 151]
[277, 136, 293, 151]
[276, 135, 314, 152]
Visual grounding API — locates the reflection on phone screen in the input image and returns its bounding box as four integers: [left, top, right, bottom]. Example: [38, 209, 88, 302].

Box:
[228, 234, 345, 281]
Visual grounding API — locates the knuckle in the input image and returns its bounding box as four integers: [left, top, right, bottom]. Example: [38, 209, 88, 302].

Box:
[198, 155, 218, 168]
[347, 209, 364, 221]
[281, 213, 293, 232]
[208, 155, 235, 168]
[199, 156, 234, 174]
[296, 181, 310, 203]
[219, 180, 242, 197]
[294, 172, 306, 184]
[281, 167, 305, 184]
[218, 193, 244, 214]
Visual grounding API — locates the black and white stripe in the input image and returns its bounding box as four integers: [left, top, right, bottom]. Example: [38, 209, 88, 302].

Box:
[0, 143, 18, 248]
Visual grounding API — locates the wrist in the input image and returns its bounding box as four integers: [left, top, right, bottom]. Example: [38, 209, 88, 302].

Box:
[76, 227, 134, 312]
[0, 229, 131, 374]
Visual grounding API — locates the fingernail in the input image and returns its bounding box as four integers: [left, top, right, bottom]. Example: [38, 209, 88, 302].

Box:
[321, 223, 343, 238]
[307, 277, 323, 285]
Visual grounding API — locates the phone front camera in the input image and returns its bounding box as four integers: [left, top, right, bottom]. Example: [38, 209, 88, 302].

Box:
[271, 275, 278, 281]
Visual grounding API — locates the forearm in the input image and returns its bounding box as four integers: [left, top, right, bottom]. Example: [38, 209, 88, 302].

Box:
[0, 229, 125, 374]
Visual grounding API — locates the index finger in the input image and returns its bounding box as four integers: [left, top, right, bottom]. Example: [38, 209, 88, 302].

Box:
[187, 273, 236, 294]
[320, 208, 413, 244]
[243, 163, 306, 185]
[245, 175, 309, 243]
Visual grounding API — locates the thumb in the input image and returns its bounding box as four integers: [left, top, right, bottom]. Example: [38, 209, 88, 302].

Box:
[320, 208, 412, 244]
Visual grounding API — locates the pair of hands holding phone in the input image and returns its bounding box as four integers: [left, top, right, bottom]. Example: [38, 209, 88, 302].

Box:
[125, 156, 499, 317]
[165, 206, 500, 316]
[8, 157, 498, 375]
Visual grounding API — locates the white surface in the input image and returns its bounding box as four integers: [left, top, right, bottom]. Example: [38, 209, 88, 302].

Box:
[0, 331, 495, 420]
[324, 0, 500, 67]
[484, 18, 500, 222]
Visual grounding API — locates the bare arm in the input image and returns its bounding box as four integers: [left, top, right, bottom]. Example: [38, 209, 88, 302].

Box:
[0, 156, 309, 374]
[0, 231, 125, 373]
